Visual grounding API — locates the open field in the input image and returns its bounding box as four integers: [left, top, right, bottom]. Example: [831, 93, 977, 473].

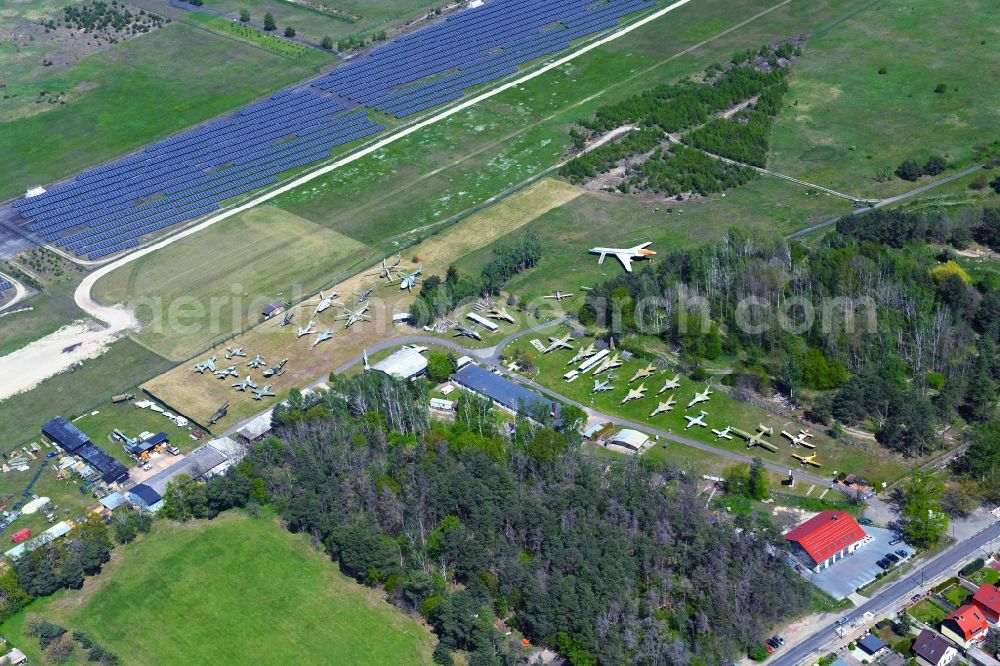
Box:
[93, 206, 367, 360]
[140, 178, 575, 426]
[0, 291, 83, 357]
[768, 0, 1000, 197]
[0, 20, 333, 201]
[453, 178, 853, 303]
[909, 598, 950, 625]
[969, 567, 1000, 585]
[3, 513, 437, 665]
[504, 334, 909, 483]
[0, 339, 172, 447]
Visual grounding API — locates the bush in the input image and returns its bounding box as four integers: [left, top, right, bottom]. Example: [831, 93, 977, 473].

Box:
[960, 558, 984, 577]
[934, 83, 947, 94]
[924, 155, 947, 176]
[748, 644, 769, 661]
[896, 159, 923, 181]
[321, 35, 333, 50]
[284, 25, 295, 38]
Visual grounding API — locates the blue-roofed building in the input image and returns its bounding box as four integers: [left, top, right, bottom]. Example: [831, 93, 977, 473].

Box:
[98, 492, 126, 512]
[42, 416, 129, 484]
[128, 484, 163, 512]
[858, 633, 887, 658]
[452, 364, 558, 421]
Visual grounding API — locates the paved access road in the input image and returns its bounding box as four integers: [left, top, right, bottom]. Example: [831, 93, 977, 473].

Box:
[770, 519, 1000, 666]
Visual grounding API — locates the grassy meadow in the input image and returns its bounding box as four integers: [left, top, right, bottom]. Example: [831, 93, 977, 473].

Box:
[3, 513, 437, 665]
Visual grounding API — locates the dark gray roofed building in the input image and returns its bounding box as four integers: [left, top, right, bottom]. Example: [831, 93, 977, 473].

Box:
[42, 416, 129, 484]
[453, 364, 557, 420]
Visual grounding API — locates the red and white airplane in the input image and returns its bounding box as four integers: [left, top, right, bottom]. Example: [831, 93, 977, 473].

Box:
[588, 242, 655, 272]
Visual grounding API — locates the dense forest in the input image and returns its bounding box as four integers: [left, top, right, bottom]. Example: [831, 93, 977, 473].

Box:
[579, 206, 1000, 457]
[156, 372, 814, 665]
[560, 43, 795, 194]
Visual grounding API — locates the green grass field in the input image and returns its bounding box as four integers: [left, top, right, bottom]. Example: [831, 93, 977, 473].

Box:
[0, 291, 84, 357]
[969, 567, 1000, 585]
[943, 584, 972, 607]
[909, 598, 950, 625]
[0, 339, 173, 447]
[181, 13, 326, 58]
[0, 21, 332, 201]
[92, 206, 368, 360]
[768, 0, 1000, 197]
[3, 513, 437, 665]
[504, 334, 908, 483]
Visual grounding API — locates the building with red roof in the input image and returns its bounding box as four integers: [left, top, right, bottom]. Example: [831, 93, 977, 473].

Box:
[941, 604, 989, 649]
[784, 510, 867, 572]
[973, 583, 1000, 623]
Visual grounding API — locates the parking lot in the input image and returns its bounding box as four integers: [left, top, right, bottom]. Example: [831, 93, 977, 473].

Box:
[805, 526, 915, 599]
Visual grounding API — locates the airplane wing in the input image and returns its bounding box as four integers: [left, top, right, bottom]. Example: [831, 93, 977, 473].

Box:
[616, 253, 633, 272]
[597, 252, 607, 265]
[759, 440, 778, 453]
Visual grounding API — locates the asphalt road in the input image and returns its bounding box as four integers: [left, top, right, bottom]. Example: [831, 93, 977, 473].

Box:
[771, 518, 1000, 666]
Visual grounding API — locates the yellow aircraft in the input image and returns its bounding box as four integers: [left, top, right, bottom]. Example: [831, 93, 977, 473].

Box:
[792, 452, 823, 468]
[649, 395, 676, 417]
[732, 425, 777, 453]
[629, 363, 657, 383]
[620, 383, 647, 405]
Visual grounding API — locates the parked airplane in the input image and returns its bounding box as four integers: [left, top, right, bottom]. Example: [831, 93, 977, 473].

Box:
[568, 343, 597, 366]
[792, 452, 823, 468]
[452, 323, 482, 341]
[193, 355, 218, 374]
[781, 429, 815, 448]
[354, 288, 375, 304]
[263, 358, 288, 378]
[369, 255, 403, 283]
[588, 242, 655, 272]
[658, 373, 681, 394]
[335, 304, 372, 329]
[712, 426, 734, 441]
[232, 376, 258, 392]
[252, 384, 276, 401]
[247, 354, 266, 369]
[649, 395, 676, 417]
[312, 329, 334, 348]
[543, 334, 574, 353]
[629, 363, 656, 383]
[274, 312, 294, 327]
[620, 383, 647, 405]
[686, 385, 713, 408]
[398, 266, 423, 291]
[544, 290, 574, 301]
[684, 411, 708, 429]
[592, 374, 615, 393]
[207, 401, 229, 426]
[733, 425, 777, 453]
[306, 290, 340, 316]
[225, 346, 246, 360]
[296, 321, 316, 338]
[487, 307, 515, 323]
[214, 365, 238, 379]
[591, 353, 621, 375]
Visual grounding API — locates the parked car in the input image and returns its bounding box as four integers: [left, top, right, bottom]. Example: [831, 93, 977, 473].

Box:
[765, 643, 774, 654]
[876, 559, 890, 570]
[836, 616, 850, 626]
[885, 552, 900, 563]
[896, 549, 909, 558]
[889, 538, 902, 545]
[858, 517, 874, 526]
[766, 638, 779, 649]
[911, 594, 923, 602]
[774, 635, 786, 646]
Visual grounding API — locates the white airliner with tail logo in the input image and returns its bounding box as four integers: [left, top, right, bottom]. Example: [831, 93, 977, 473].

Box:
[588, 242, 655, 272]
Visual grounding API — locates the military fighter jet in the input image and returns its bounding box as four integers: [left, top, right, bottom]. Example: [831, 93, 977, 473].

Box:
[486, 307, 515, 324]
[354, 288, 375, 304]
[686, 385, 713, 409]
[214, 365, 238, 379]
[684, 410, 708, 430]
[193, 355, 218, 374]
[629, 363, 657, 383]
[649, 395, 676, 417]
[247, 354, 266, 369]
[335, 303, 372, 329]
[658, 373, 681, 394]
[792, 452, 823, 468]
[225, 346, 246, 360]
[232, 376, 258, 392]
[592, 374, 615, 393]
[568, 343, 597, 366]
[732, 425, 777, 453]
[263, 358, 288, 378]
[591, 353, 622, 375]
[312, 329, 334, 348]
[398, 266, 423, 291]
[369, 255, 403, 283]
[543, 334, 574, 353]
[588, 242, 656, 273]
[781, 429, 815, 448]
[620, 383, 647, 405]
[305, 290, 340, 316]
[251, 384, 276, 401]
[543, 290, 574, 301]
[207, 401, 229, 426]
[451, 322, 482, 341]
[296, 321, 316, 338]
[274, 311, 295, 327]
[712, 426, 734, 441]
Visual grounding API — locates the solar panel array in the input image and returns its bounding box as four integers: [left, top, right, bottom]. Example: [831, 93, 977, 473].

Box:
[0, 280, 12, 300]
[14, 92, 383, 259]
[13, 0, 652, 259]
[314, 0, 653, 118]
